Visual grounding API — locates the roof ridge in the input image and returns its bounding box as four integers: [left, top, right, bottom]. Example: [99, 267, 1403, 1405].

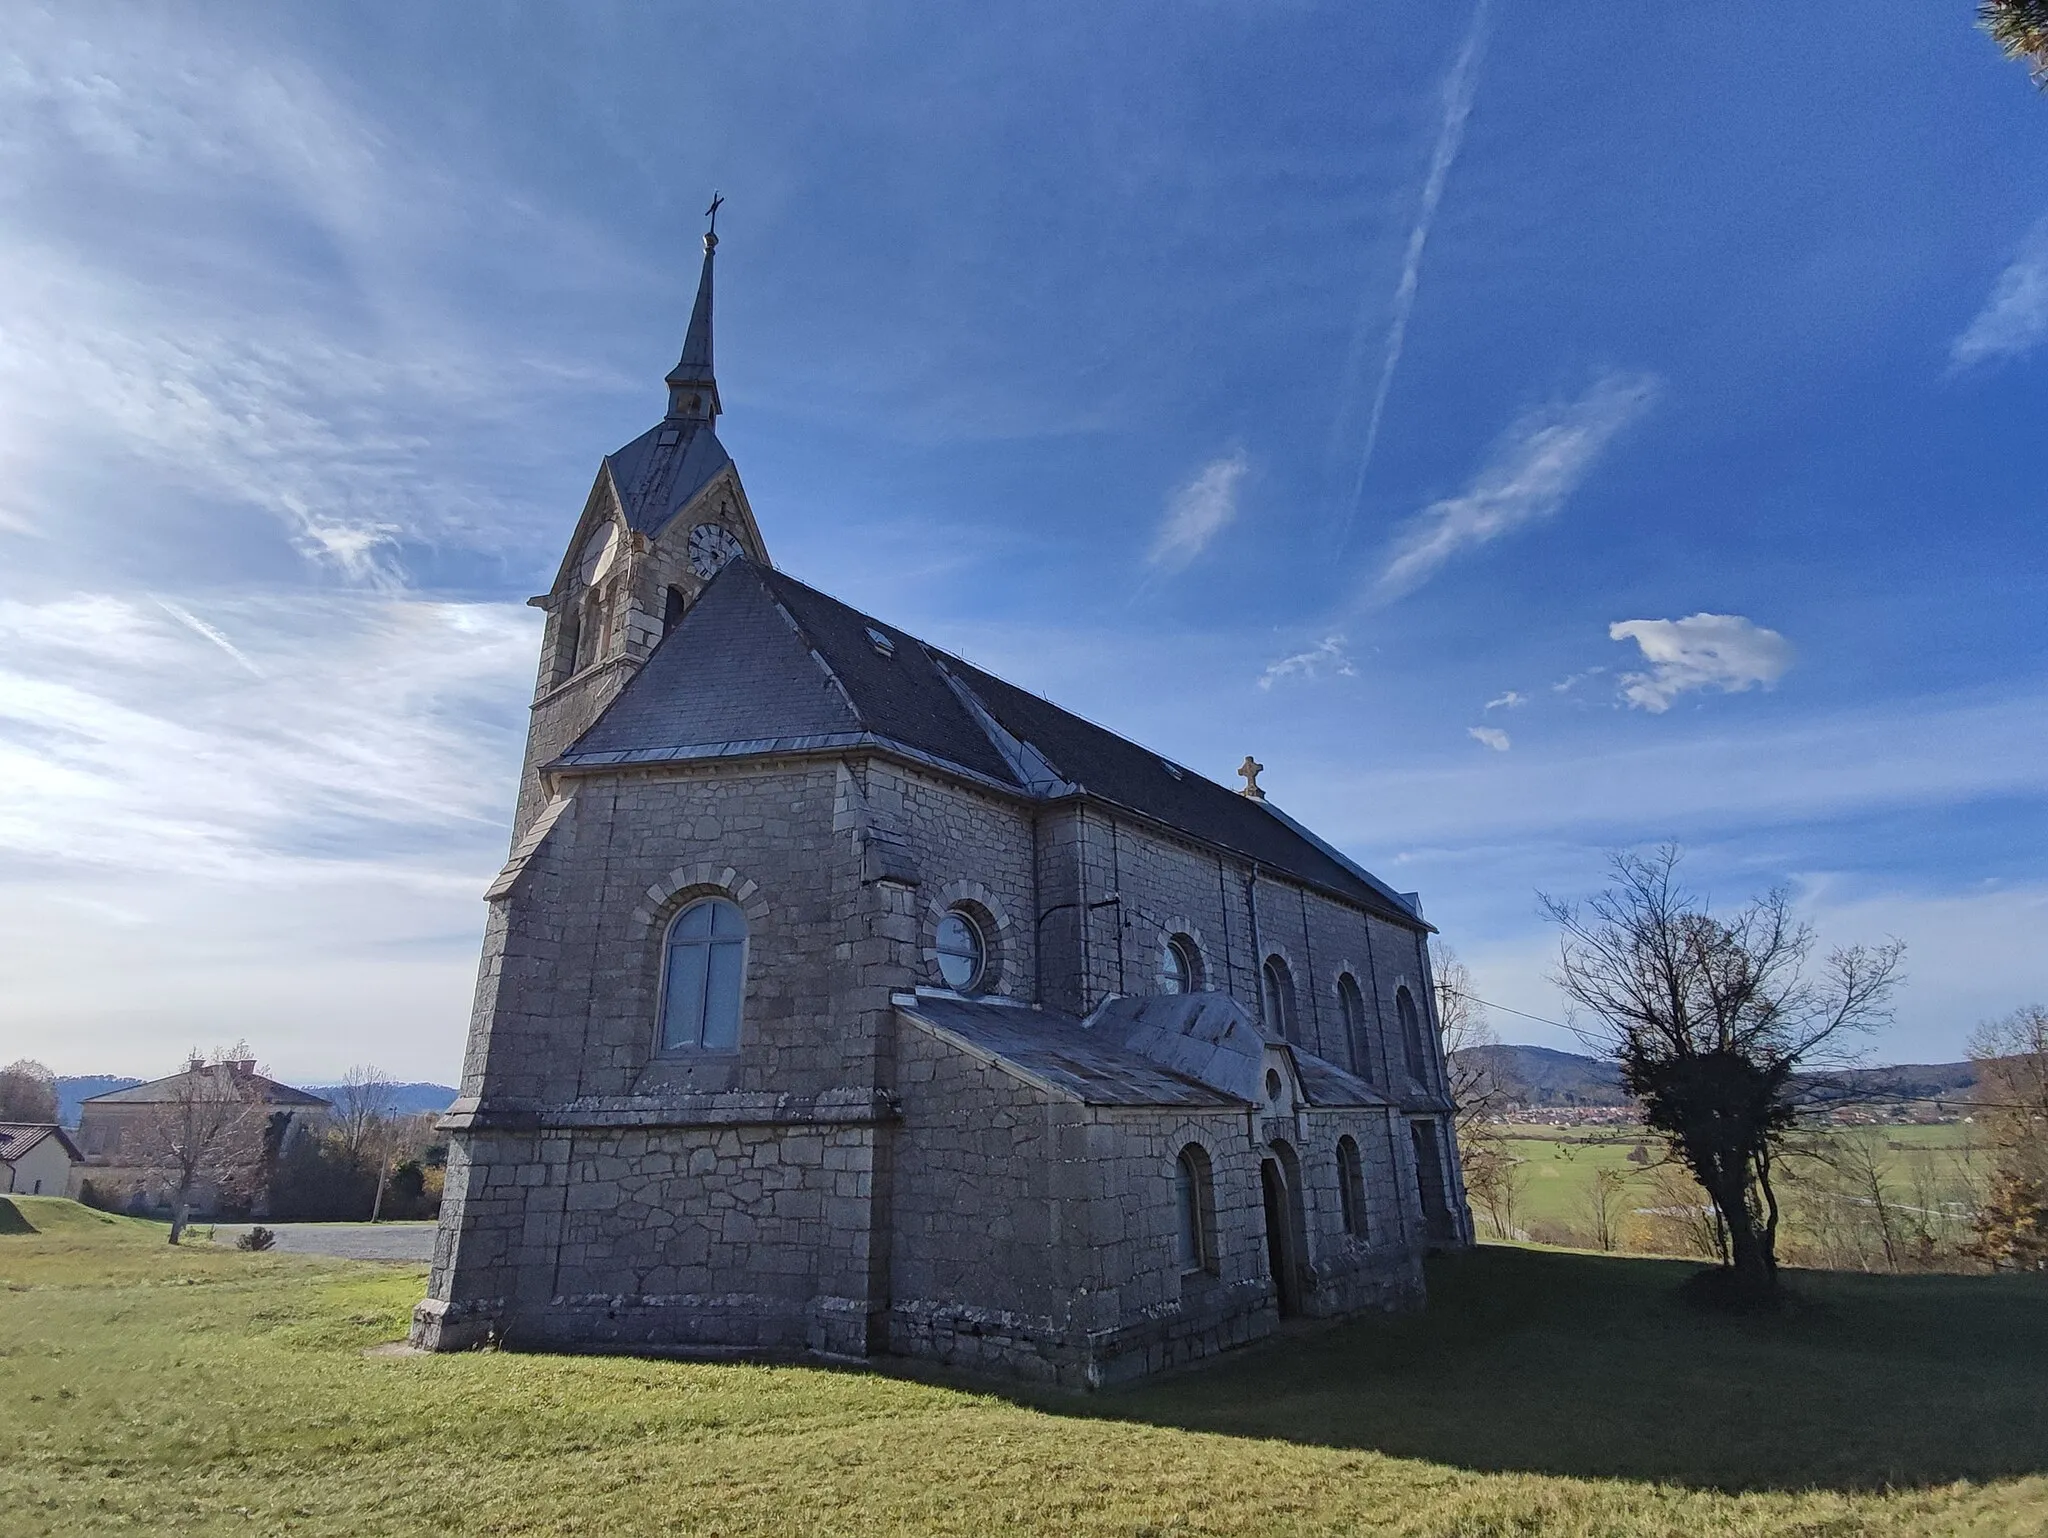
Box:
[755, 562, 866, 728]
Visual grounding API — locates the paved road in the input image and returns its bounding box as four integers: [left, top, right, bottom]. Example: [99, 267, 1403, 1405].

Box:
[211, 1222, 437, 1262]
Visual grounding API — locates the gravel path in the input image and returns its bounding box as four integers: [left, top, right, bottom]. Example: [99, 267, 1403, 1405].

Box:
[211, 1222, 437, 1262]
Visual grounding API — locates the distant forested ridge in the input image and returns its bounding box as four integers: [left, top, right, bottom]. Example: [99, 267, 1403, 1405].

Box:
[300, 1083, 459, 1117]
[53, 1075, 457, 1126]
[54, 1077, 143, 1126]
[1452, 1045, 1981, 1111]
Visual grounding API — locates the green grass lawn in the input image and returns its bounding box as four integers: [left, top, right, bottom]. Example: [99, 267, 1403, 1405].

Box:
[4, 1195, 2046, 1536]
[1495, 1124, 1988, 1237]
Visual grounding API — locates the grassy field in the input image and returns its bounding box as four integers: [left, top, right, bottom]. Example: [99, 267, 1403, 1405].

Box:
[5, 1195, 2046, 1536]
[1493, 1123, 1986, 1238]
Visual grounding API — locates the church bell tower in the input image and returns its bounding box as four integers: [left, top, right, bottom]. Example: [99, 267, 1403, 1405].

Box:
[511, 199, 772, 836]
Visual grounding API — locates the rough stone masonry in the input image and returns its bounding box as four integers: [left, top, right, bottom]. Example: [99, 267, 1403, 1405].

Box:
[411, 220, 1473, 1387]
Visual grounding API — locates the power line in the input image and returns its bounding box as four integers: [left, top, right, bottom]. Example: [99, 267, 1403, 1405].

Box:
[1439, 985, 1573, 1033]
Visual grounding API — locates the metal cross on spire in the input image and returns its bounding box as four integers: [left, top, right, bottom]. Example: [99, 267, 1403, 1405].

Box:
[705, 191, 724, 237]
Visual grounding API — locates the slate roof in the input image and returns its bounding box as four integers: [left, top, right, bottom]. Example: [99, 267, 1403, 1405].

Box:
[899, 992, 1392, 1111]
[1090, 994, 1392, 1110]
[81, 1069, 330, 1109]
[603, 419, 734, 538]
[0, 1123, 83, 1163]
[897, 995, 1244, 1109]
[557, 559, 1425, 930]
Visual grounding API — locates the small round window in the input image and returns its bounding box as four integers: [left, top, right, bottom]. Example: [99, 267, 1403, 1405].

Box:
[935, 909, 987, 992]
[1161, 935, 1198, 995]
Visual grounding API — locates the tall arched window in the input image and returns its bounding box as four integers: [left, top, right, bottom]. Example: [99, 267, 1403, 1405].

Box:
[663, 586, 688, 636]
[555, 608, 582, 682]
[1173, 1143, 1218, 1274]
[1160, 934, 1200, 995]
[1336, 1135, 1368, 1239]
[660, 898, 748, 1052]
[1337, 972, 1370, 1080]
[1261, 955, 1298, 1043]
[1398, 985, 1429, 1083]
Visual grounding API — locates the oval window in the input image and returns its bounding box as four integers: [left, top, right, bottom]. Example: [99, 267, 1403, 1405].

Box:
[935, 909, 987, 992]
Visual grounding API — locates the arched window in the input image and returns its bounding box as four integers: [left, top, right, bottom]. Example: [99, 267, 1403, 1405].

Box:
[1261, 955, 1298, 1043]
[934, 908, 987, 993]
[1336, 1135, 1368, 1239]
[555, 608, 581, 682]
[663, 586, 687, 636]
[1337, 972, 1370, 1080]
[659, 898, 748, 1052]
[1173, 1144, 1217, 1274]
[1160, 934, 1201, 995]
[1398, 986, 1430, 1083]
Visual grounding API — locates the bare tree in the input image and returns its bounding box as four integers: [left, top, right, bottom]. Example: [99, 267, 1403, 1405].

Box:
[1432, 944, 1521, 1240]
[1966, 1004, 2048, 1272]
[0, 1059, 60, 1124]
[1542, 847, 1903, 1298]
[137, 1048, 269, 1243]
[1582, 1165, 1630, 1253]
[332, 1066, 399, 1221]
[1462, 1142, 1526, 1240]
[1435, 943, 1504, 1133]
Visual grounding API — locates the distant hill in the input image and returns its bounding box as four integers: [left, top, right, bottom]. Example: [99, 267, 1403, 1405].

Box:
[53, 1075, 457, 1126]
[1452, 1044, 1983, 1110]
[55, 1076, 143, 1127]
[1453, 1045, 1630, 1106]
[303, 1083, 460, 1117]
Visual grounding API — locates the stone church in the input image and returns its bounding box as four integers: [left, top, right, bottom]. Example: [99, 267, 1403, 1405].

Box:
[412, 219, 1472, 1386]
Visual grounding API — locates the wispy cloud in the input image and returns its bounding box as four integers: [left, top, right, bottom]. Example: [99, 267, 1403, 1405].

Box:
[1259, 635, 1357, 690]
[1148, 450, 1249, 573]
[1332, 0, 1491, 548]
[1467, 725, 1511, 752]
[1484, 690, 1526, 711]
[1609, 613, 1793, 713]
[154, 598, 264, 677]
[1372, 370, 1659, 602]
[1552, 667, 1605, 695]
[0, 13, 615, 588]
[1951, 217, 2048, 371]
[0, 592, 535, 879]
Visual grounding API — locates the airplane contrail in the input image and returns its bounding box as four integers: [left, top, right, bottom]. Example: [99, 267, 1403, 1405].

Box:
[155, 597, 265, 677]
[1333, 0, 1492, 552]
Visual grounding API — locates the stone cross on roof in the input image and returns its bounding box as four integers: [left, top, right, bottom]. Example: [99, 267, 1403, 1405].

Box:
[1237, 755, 1266, 800]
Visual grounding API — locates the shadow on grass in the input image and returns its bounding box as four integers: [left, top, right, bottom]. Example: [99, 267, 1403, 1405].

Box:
[1049, 1246, 2048, 1494]
[0, 1198, 38, 1236]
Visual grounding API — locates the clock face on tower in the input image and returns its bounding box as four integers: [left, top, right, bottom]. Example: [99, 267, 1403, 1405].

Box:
[576, 522, 619, 587]
[688, 522, 743, 579]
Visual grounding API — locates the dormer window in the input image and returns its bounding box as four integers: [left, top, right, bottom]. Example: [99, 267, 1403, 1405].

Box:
[865, 626, 896, 658]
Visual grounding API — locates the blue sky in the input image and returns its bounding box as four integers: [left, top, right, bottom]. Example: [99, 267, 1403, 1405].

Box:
[2, 2, 2043, 1081]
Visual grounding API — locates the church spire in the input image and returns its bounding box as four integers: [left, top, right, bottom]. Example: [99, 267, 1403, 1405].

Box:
[664, 193, 723, 423]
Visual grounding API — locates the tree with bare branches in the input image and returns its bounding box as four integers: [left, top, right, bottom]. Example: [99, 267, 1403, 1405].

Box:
[137, 1048, 270, 1243]
[1435, 943, 1504, 1134]
[1582, 1165, 1630, 1253]
[1542, 848, 1904, 1298]
[1966, 1004, 2048, 1271]
[1433, 944, 1522, 1238]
